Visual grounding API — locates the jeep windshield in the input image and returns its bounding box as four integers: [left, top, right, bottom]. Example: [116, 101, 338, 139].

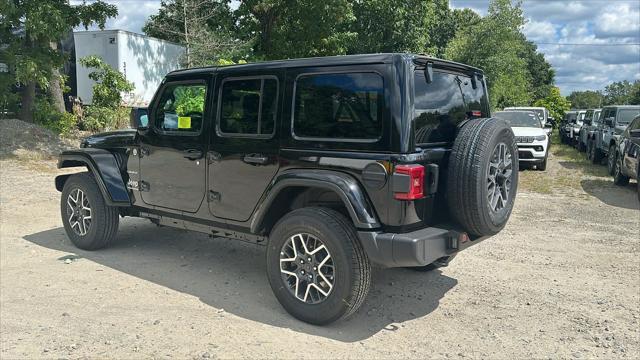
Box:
[413, 69, 489, 146]
[494, 111, 541, 128]
[618, 109, 640, 125]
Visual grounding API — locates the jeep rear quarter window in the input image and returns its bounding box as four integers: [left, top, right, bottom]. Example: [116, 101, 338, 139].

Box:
[292, 72, 384, 141]
[413, 69, 489, 146]
[617, 109, 640, 125]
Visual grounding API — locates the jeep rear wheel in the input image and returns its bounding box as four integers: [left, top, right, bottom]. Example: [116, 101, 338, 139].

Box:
[613, 153, 630, 186]
[447, 118, 519, 237]
[266, 207, 371, 325]
[608, 145, 617, 175]
[61, 173, 119, 250]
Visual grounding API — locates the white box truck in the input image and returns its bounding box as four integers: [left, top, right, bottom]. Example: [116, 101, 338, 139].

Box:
[74, 30, 185, 106]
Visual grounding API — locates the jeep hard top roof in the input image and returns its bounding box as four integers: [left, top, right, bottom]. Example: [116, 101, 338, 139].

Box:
[167, 53, 484, 77]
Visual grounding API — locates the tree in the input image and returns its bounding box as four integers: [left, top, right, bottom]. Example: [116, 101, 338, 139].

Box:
[143, 0, 246, 67]
[519, 37, 555, 102]
[603, 80, 637, 106]
[1, 0, 117, 121]
[348, 0, 431, 54]
[534, 87, 571, 122]
[445, 0, 531, 109]
[78, 56, 134, 108]
[235, 0, 355, 60]
[567, 90, 604, 109]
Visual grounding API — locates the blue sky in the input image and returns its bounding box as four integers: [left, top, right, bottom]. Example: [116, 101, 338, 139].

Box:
[72, 0, 640, 95]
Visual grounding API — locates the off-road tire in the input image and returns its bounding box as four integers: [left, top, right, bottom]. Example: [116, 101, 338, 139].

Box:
[591, 140, 603, 164]
[578, 140, 586, 152]
[537, 155, 548, 171]
[266, 207, 371, 325]
[447, 118, 519, 237]
[613, 153, 630, 186]
[607, 145, 617, 175]
[61, 173, 119, 250]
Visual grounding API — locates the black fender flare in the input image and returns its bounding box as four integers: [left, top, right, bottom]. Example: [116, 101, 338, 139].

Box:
[250, 169, 381, 233]
[55, 149, 130, 207]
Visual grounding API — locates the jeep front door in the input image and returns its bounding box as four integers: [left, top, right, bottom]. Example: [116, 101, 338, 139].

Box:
[138, 79, 211, 212]
[208, 75, 280, 221]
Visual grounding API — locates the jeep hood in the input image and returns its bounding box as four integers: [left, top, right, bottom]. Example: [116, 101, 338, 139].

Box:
[81, 129, 137, 149]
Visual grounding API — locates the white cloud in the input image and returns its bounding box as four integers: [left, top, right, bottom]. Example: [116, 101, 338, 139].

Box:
[522, 19, 556, 42]
[451, 0, 640, 94]
[71, 0, 162, 34]
[594, 3, 640, 39]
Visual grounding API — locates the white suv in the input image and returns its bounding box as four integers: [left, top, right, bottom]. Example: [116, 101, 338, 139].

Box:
[495, 110, 550, 170]
[504, 106, 549, 127]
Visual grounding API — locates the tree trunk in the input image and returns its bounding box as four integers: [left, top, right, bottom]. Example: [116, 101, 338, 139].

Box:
[19, 81, 36, 123]
[48, 41, 66, 113]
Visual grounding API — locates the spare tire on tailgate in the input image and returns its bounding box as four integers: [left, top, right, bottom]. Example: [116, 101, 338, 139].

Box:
[447, 117, 518, 237]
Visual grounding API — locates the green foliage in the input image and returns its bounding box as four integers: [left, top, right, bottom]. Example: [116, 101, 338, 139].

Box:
[83, 106, 130, 132]
[349, 0, 431, 54]
[567, 90, 604, 109]
[78, 56, 134, 108]
[603, 80, 639, 106]
[174, 86, 206, 116]
[445, 0, 531, 109]
[32, 98, 78, 135]
[519, 37, 555, 102]
[534, 87, 571, 122]
[238, 0, 356, 60]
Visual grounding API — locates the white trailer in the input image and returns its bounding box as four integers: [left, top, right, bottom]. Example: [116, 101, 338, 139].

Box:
[74, 30, 185, 106]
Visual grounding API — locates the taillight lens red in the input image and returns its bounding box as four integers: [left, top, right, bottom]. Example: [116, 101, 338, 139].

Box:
[394, 164, 425, 200]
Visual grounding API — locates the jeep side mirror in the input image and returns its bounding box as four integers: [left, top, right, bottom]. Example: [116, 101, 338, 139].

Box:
[604, 117, 614, 126]
[130, 107, 149, 129]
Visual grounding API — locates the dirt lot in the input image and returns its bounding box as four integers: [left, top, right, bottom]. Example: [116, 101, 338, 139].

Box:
[1, 120, 639, 359]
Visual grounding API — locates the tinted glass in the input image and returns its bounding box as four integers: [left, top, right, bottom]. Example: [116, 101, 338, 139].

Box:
[414, 70, 489, 145]
[293, 73, 383, 140]
[495, 111, 541, 128]
[593, 110, 601, 123]
[155, 83, 206, 133]
[219, 78, 278, 136]
[617, 109, 640, 125]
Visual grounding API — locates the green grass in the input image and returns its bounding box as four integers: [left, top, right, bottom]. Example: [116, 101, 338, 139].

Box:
[517, 130, 611, 195]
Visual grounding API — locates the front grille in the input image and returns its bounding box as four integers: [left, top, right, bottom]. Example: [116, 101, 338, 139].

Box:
[515, 136, 534, 143]
[518, 151, 534, 159]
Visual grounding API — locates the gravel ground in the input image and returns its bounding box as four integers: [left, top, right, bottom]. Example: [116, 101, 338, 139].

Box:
[1, 120, 639, 359]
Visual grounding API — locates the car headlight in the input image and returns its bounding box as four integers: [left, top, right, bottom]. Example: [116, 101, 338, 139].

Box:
[534, 135, 547, 141]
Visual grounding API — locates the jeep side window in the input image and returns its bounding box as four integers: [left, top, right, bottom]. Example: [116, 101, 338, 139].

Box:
[218, 77, 278, 137]
[155, 83, 207, 133]
[617, 109, 640, 125]
[292, 72, 384, 140]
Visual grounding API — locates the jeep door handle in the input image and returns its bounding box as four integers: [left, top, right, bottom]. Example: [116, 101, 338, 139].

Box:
[183, 149, 203, 160]
[243, 154, 269, 165]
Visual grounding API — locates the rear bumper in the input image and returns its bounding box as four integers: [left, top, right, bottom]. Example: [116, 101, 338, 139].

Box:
[357, 226, 489, 268]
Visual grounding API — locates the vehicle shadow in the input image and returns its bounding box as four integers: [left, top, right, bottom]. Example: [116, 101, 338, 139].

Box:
[581, 179, 639, 210]
[23, 220, 457, 343]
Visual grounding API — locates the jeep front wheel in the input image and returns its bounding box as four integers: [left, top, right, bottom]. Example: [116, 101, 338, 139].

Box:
[266, 207, 371, 325]
[60, 173, 119, 250]
[608, 145, 617, 175]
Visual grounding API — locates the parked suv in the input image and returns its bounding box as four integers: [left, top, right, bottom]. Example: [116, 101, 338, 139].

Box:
[591, 105, 640, 173]
[579, 108, 601, 153]
[504, 106, 549, 127]
[563, 110, 585, 146]
[612, 115, 640, 195]
[560, 111, 576, 144]
[55, 54, 518, 325]
[495, 110, 549, 170]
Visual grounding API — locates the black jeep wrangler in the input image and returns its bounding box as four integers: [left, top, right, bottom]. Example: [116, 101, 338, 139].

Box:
[55, 54, 518, 325]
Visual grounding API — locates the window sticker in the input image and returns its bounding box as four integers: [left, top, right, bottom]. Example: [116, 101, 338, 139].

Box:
[178, 116, 192, 129]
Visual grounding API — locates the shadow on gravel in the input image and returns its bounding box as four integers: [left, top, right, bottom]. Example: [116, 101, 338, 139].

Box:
[581, 179, 640, 210]
[23, 220, 457, 343]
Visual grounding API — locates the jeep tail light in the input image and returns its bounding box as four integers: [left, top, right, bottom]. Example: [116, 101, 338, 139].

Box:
[393, 164, 425, 200]
[471, 110, 482, 117]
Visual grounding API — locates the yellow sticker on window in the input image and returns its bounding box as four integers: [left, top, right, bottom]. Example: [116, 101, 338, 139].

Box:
[178, 116, 191, 129]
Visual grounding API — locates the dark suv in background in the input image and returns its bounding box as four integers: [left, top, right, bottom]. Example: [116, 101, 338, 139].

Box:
[590, 105, 640, 173]
[55, 54, 518, 325]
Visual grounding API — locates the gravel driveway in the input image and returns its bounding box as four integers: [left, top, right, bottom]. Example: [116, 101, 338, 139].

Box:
[1, 148, 639, 359]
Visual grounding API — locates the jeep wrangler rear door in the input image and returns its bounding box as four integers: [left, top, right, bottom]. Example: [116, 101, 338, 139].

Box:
[207, 73, 282, 221]
[137, 77, 211, 212]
